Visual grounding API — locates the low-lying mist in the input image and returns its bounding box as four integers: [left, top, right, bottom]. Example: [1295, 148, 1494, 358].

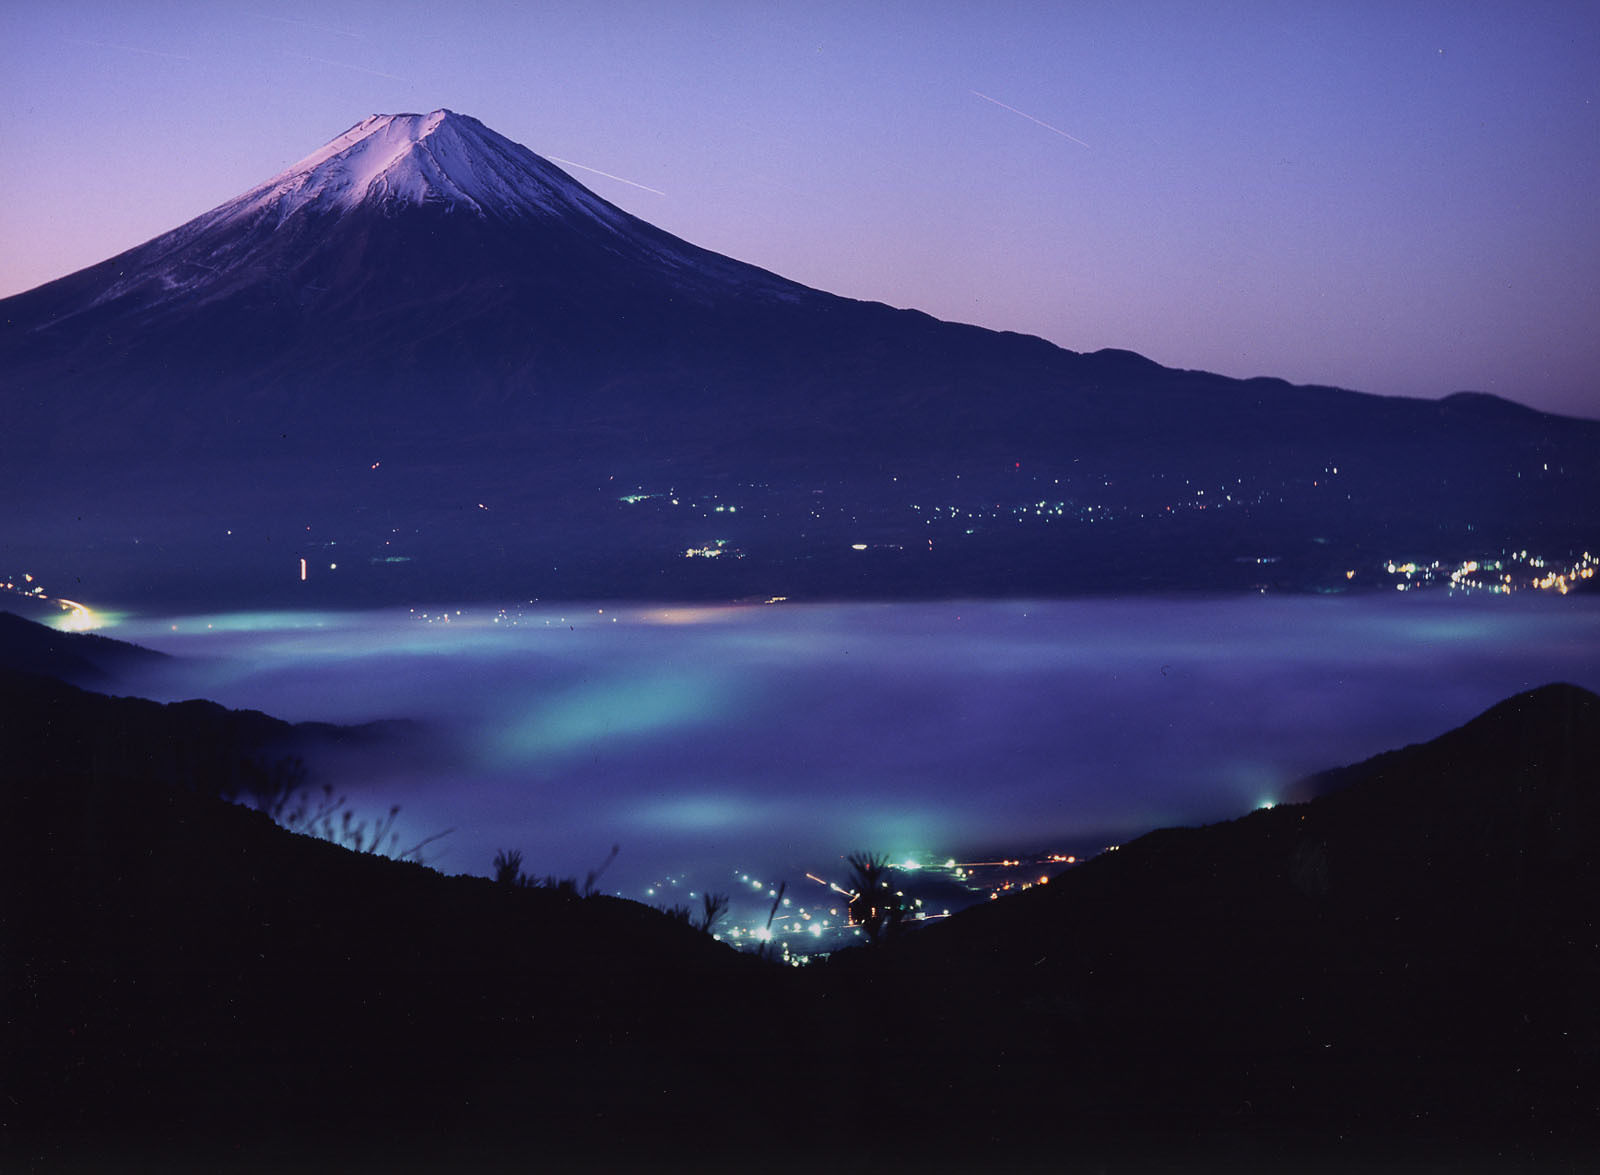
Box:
[106, 593, 1599, 901]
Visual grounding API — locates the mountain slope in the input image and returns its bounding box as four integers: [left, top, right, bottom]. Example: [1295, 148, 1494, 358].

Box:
[809, 683, 1600, 1148]
[2, 111, 1594, 604]
[8, 676, 1596, 1166]
[0, 109, 1578, 457]
[0, 661, 411, 810]
[2, 681, 764, 1166]
[1, 111, 816, 453]
[0, 610, 168, 688]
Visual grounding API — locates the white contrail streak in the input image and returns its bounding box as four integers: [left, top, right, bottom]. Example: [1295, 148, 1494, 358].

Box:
[253, 13, 363, 39]
[971, 89, 1090, 148]
[64, 37, 192, 62]
[290, 53, 407, 81]
[548, 156, 666, 196]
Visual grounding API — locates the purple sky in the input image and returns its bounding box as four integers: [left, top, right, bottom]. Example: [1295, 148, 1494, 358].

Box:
[3, 2, 1597, 418]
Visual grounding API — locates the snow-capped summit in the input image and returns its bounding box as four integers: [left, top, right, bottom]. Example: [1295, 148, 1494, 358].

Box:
[19, 109, 804, 329]
[219, 109, 630, 227]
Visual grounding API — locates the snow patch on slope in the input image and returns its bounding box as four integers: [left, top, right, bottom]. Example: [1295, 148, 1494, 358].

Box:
[46, 109, 806, 322]
[217, 109, 628, 227]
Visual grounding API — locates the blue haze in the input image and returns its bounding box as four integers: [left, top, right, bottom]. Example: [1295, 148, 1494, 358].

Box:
[107, 594, 1600, 897]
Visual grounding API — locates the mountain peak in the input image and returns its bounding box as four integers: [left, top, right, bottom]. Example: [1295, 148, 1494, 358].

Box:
[6, 108, 806, 346]
[216, 108, 621, 227]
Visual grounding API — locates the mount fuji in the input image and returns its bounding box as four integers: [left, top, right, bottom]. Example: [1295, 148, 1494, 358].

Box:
[1, 110, 824, 455]
[1, 110, 1595, 605]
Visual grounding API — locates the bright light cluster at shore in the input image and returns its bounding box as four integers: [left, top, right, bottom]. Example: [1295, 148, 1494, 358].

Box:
[0, 573, 105, 630]
[633, 851, 1097, 964]
[1381, 549, 1596, 595]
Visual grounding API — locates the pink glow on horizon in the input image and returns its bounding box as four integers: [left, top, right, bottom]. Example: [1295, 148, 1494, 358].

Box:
[2, 3, 1596, 418]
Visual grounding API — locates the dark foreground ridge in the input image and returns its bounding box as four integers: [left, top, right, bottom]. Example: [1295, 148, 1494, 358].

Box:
[0, 612, 413, 806]
[0, 609, 170, 689]
[5, 655, 1598, 1169]
[816, 681, 1600, 1164]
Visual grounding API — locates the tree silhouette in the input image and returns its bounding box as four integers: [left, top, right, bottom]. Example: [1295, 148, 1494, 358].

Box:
[492, 848, 526, 886]
[582, 844, 620, 897]
[845, 852, 907, 943]
[755, 881, 787, 960]
[238, 753, 451, 862]
[240, 753, 310, 820]
[696, 891, 730, 935]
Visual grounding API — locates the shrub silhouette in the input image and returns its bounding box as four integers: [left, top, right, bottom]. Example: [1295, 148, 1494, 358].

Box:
[244, 754, 450, 862]
[755, 881, 787, 960]
[697, 891, 730, 936]
[582, 843, 620, 896]
[845, 851, 907, 943]
[239, 752, 310, 818]
[492, 848, 526, 886]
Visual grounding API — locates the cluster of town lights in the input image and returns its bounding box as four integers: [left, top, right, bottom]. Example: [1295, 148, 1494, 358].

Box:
[1, 573, 101, 631]
[1381, 549, 1596, 594]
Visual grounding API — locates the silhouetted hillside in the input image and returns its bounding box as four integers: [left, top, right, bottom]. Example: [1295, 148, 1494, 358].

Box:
[0, 666, 410, 809]
[0, 611, 421, 818]
[0, 609, 169, 688]
[4, 750, 771, 1169]
[809, 683, 1600, 1161]
[6, 681, 1597, 1169]
[1, 661, 774, 1165]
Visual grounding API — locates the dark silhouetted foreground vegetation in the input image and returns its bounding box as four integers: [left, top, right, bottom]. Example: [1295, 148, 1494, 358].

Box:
[5, 622, 1598, 1171]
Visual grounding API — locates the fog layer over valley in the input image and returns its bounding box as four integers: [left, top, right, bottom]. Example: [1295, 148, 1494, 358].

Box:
[101, 593, 1600, 897]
